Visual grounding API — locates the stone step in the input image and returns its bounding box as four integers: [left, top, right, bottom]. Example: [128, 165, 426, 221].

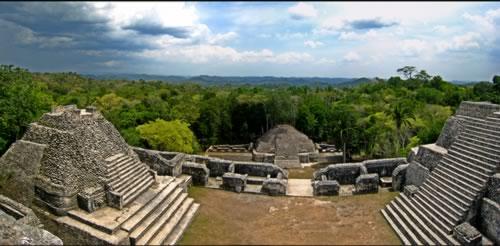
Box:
[389, 201, 432, 244]
[105, 153, 126, 163]
[444, 155, 492, 176]
[123, 177, 155, 206]
[456, 137, 500, 154]
[413, 194, 454, 232]
[427, 173, 475, 202]
[385, 205, 420, 245]
[107, 159, 139, 181]
[394, 196, 446, 245]
[161, 203, 200, 246]
[460, 133, 500, 150]
[416, 190, 460, 227]
[443, 154, 492, 178]
[437, 163, 484, 188]
[128, 191, 185, 245]
[106, 155, 130, 169]
[423, 175, 472, 208]
[421, 182, 468, 214]
[449, 146, 498, 166]
[419, 187, 462, 220]
[381, 208, 411, 246]
[447, 149, 496, 170]
[452, 141, 500, 160]
[463, 119, 500, 133]
[440, 159, 487, 185]
[134, 195, 191, 245]
[247, 176, 266, 185]
[110, 164, 151, 193]
[147, 198, 195, 246]
[400, 194, 459, 245]
[121, 179, 178, 232]
[463, 127, 500, 144]
[432, 170, 481, 195]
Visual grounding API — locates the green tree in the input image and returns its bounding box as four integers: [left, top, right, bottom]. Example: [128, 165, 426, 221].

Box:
[137, 119, 199, 153]
[493, 75, 500, 92]
[0, 65, 52, 152]
[387, 101, 415, 153]
[397, 66, 417, 79]
[414, 70, 431, 82]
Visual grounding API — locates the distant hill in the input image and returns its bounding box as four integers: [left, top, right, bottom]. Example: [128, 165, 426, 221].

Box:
[83, 73, 378, 87]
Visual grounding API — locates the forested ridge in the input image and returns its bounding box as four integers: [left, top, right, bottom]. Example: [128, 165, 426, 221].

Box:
[1, 64, 499, 161]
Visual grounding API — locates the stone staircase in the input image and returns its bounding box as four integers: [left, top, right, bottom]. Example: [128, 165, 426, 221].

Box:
[105, 153, 155, 208]
[60, 176, 200, 245]
[382, 112, 500, 245]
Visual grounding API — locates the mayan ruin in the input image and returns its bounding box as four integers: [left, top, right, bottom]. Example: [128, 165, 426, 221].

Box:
[1, 2, 499, 245]
[0, 100, 498, 245]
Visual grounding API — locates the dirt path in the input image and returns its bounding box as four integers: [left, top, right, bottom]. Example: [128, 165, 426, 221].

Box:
[180, 187, 400, 245]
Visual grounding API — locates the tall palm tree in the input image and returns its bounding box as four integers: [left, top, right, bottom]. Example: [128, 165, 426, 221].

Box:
[388, 102, 415, 154]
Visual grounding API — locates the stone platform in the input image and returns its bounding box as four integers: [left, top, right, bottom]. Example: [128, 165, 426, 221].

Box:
[56, 176, 199, 245]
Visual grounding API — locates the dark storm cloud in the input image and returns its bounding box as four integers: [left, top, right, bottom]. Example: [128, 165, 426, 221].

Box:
[123, 22, 191, 38]
[346, 18, 398, 30]
[0, 2, 154, 52]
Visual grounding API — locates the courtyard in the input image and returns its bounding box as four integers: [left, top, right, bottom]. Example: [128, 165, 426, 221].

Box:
[180, 187, 400, 245]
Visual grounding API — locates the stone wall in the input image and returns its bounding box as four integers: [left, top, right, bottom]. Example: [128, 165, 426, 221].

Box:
[412, 144, 447, 171]
[435, 116, 465, 149]
[479, 198, 500, 245]
[132, 147, 184, 176]
[313, 163, 366, 184]
[405, 161, 430, 187]
[0, 140, 46, 207]
[233, 161, 288, 178]
[182, 162, 209, 186]
[207, 159, 233, 177]
[363, 158, 407, 177]
[392, 164, 409, 191]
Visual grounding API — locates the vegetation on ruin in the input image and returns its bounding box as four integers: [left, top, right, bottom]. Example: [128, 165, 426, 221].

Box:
[0, 64, 499, 159]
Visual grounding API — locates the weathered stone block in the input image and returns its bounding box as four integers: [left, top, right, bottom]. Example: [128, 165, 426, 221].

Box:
[132, 147, 184, 176]
[486, 173, 500, 204]
[207, 159, 233, 177]
[363, 158, 407, 177]
[77, 187, 105, 213]
[413, 144, 446, 171]
[312, 180, 340, 196]
[314, 163, 365, 184]
[0, 140, 46, 207]
[355, 173, 379, 194]
[182, 162, 209, 186]
[403, 185, 419, 198]
[392, 164, 408, 191]
[480, 198, 500, 245]
[222, 173, 247, 193]
[405, 161, 430, 187]
[261, 178, 287, 196]
[0, 211, 62, 245]
[454, 222, 482, 246]
[436, 116, 465, 149]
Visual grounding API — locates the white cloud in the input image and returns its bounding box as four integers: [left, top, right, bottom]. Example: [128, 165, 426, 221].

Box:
[288, 2, 318, 20]
[338, 30, 379, 41]
[343, 51, 360, 62]
[304, 40, 324, 48]
[137, 45, 313, 65]
[101, 60, 121, 67]
[399, 39, 430, 57]
[207, 31, 238, 44]
[436, 32, 481, 52]
[463, 8, 500, 33]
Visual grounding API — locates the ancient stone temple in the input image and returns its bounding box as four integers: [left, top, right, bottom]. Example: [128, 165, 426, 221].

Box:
[0, 105, 199, 245]
[206, 124, 342, 168]
[382, 101, 500, 245]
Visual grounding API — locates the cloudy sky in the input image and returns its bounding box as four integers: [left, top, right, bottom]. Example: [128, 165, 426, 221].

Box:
[0, 2, 499, 81]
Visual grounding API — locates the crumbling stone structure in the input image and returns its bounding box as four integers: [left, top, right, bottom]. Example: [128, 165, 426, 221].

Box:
[0, 194, 62, 245]
[312, 158, 406, 195]
[0, 105, 200, 245]
[382, 101, 500, 245]
[207, 124, 343, 168]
